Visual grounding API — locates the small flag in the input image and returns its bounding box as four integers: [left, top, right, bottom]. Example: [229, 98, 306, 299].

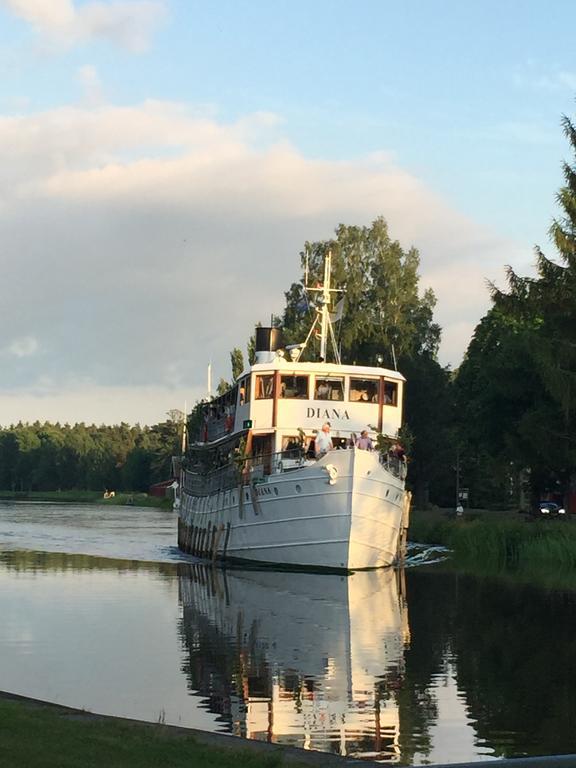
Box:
[329, 298, 345, 323]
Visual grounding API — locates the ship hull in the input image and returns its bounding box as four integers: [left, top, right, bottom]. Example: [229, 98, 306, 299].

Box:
[178, 449, 407, 571]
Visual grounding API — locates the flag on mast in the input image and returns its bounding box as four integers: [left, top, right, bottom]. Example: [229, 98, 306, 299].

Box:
[329, 297, 345, 324]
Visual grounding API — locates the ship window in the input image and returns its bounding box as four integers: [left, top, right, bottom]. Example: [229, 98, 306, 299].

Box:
[280, 375, 309, 399]
[384, 381, 398, 406]
[239, 376, 251, 405]
[314, 377, 344, 401]
[255, 374, 274, 400]
[349, 378, 379, 403]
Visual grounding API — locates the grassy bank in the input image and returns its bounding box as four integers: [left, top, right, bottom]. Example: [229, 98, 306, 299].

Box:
[0, 490, 172, 509]
[0, 693, 316, 768]
[410, 508, 576, 569]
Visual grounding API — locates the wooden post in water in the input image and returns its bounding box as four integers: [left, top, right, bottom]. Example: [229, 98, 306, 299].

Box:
[396, 490, 412, 565]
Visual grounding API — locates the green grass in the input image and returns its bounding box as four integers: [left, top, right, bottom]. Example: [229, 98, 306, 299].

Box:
[410, 508, 576, 569]
[0, 696, 310, 768]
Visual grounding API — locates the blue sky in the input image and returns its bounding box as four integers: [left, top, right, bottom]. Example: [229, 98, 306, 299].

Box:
[3, 0, 574, 241]
[0, 0, 575, 423]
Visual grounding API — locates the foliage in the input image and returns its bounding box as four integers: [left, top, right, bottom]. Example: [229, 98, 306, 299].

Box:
[454, 111, 576, 505]
[230, 347, 245, 380]
[281, 217, 440, 366]
[399, 352, 455, 506]
[217, 377, 229, 396]
[410, 509, 576, 569]
[0, 420, 181, 493]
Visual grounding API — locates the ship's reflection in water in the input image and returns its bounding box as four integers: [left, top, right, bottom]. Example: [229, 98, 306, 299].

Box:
[178, 566, 410, 761]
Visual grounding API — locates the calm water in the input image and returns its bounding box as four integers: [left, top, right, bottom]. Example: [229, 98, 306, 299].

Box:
[1, 501, 575, 764]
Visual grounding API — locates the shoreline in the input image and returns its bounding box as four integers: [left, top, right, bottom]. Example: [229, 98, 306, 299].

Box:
[409, 507, 576, 574]
[1, 689, 575, 768]
[0, 689, 368, 767]
[0, 490, 171, 509]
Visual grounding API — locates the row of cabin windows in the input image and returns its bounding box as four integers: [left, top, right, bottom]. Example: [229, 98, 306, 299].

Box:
[239, 374, 398, 406]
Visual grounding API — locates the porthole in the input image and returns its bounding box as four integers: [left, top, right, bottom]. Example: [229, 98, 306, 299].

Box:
[385, 489, 389, 497]
[273, 487, 279, 496]
[295, 484, 302, 494]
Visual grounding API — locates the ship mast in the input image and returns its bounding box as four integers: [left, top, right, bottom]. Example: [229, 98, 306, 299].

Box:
[319, 251, 331, 362]
[305, 250, 342, 364]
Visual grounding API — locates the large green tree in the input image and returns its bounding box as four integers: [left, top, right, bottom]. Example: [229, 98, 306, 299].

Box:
[456, 112, 576, 506]
[282, 217, 440, 366]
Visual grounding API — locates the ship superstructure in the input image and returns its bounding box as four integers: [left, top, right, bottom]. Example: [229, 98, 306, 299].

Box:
[177, 253, 410, 571]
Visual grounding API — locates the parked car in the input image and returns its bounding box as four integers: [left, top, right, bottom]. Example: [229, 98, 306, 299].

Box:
[535, 501, 566, 517]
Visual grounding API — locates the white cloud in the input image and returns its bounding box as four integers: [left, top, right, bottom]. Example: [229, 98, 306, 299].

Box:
[4, 336, 39, 358]
[0, 99, 526, 423]
[1, 0, 167, 51]
[77, 64, 105, 106]
[0, 384, 202, 427]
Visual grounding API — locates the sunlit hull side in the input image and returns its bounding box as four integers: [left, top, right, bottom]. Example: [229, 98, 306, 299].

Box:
[178, 448, 406, 571]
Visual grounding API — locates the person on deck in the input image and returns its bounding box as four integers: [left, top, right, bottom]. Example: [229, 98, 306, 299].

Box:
[314, 423, 333, 458]
[316, 380, 330, 399]
[355, 430, 373, 451]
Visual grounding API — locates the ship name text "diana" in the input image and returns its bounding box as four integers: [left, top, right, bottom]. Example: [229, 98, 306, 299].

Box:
[306, 407, 350, 420]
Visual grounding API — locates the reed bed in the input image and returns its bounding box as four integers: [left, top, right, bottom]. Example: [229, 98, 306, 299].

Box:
[409, 510, 576, 568]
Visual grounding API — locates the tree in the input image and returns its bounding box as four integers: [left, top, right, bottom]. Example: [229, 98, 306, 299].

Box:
[230, 348, 245, 380]
[454, 305, 546, 508]
[458, 111, 576, 505]
[216, 378, 229, 396]
[281, 217, 440, 366]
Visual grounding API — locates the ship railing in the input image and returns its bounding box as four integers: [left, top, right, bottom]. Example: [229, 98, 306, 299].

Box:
[379, 452, 407, 480]
[206, 413, 235, 442]
[182, 449, 310, 497]
[183, 448, 406, 497]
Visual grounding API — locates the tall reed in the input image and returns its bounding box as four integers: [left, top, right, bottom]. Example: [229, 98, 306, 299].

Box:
[409, 511, 576, 569]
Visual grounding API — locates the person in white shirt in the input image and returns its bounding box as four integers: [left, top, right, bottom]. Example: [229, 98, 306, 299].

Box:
[314, 423, 333, 458]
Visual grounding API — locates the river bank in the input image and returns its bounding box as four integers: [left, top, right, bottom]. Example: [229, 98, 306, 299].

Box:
[0, 490, 171, 508]
[0, 690, 355, 768]
[410, 507, 576, 570]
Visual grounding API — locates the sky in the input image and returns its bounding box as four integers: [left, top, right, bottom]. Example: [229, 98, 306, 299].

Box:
[0, 0, 575, 425]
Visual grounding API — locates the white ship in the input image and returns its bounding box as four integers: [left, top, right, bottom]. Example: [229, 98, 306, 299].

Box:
[177, 253, 410, 571]
[178, 565, 410, 760]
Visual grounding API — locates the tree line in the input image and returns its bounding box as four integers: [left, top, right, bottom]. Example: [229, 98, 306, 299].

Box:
[0, 421, 181, 493]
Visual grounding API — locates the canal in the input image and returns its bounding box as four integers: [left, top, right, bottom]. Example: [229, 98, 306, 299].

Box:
[0, 501, 574, 764]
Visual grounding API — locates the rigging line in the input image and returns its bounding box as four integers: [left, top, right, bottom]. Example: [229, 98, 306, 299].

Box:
[328, 316, 341, 365]
[297, 314, 320, 360]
